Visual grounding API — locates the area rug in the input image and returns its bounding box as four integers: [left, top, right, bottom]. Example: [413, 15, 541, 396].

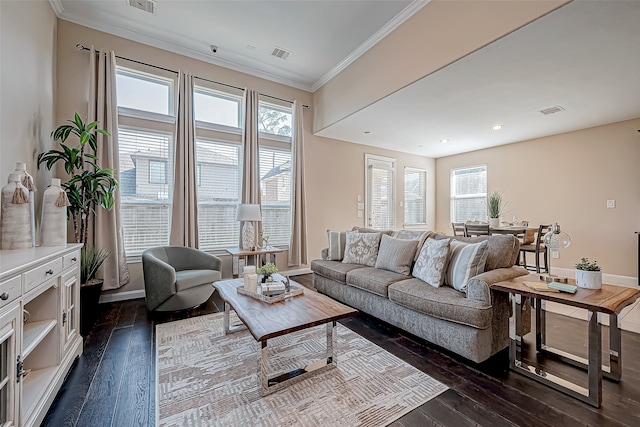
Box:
[156, 313, 447, 426]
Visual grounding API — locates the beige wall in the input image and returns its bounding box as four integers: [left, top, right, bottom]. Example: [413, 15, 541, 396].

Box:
[313, 0, 568, 132]
[0, 0, 56, 225]
[435, 118, 640, 277]
[56, 21, 435, 295]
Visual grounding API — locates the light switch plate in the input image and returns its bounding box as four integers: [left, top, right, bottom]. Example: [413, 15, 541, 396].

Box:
[607, 200, 616, 208]
[357, 202, 364, 210]
[357, 210, 363, 218]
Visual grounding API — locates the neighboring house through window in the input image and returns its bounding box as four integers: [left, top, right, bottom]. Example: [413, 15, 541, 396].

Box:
[450, 165, 488, 222]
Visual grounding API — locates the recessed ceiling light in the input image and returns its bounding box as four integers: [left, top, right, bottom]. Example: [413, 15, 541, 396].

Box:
[418, 144, 423, 148]
[364, 131, 371, 135]
[492, 124, 504, 130]
[440, 139, 449, 144]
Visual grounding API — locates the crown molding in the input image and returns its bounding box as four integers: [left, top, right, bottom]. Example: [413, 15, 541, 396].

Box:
[48, 0, 64, 16]
[56, 11, 313, 92]
[311, 0, 430, 92]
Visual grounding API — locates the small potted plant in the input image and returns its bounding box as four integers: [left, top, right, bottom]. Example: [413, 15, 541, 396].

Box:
[575, 257, 602, 289]
[257, 262, 278, 283]
[487, 190, 506, 227]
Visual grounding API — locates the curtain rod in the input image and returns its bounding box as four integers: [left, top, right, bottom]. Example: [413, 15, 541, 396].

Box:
[76, 44, 310, 109]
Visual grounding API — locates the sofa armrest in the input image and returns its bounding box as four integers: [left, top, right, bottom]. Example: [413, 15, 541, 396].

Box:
[321, 248, 329, 260]
[467, 266, 529, 305]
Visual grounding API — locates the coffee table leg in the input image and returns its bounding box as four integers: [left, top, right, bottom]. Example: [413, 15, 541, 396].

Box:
[587, 310, 603, 407]
[260, 340, 269, 395]
[224, 302, 246, 334]
[609, 313, 622, 381]
[327, 321, 337, 366]
[536, 298, 546, 351]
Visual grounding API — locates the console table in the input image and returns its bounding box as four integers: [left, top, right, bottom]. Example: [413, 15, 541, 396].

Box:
[225, 246, 284, 277]
[0, 244, 83, 426]
[491, 274, 640, 407]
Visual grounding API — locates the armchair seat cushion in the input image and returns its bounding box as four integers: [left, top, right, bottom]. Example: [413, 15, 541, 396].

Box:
[175, 269, 221, 292]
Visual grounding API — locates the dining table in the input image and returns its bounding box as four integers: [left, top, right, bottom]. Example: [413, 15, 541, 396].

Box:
[489, 225, 536, 244]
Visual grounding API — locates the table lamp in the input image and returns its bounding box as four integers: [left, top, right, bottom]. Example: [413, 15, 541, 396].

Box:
[541, 223, 571, 282]
[237, 204, 262, 250]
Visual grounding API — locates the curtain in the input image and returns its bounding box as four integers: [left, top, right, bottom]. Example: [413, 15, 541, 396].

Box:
[90, 47, 130, 290]
[240, 89, 262, 245]
[170, 71, 199, 247]
[288, 101, 307, 266]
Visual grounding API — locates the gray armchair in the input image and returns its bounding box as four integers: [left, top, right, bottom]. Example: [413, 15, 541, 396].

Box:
[142, 246, 222, 312]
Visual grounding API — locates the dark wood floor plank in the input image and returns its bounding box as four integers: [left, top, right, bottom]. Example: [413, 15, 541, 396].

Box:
[86, 326, 132, 401]
[435, 388, 517, 427]
[112, 334, 152, 426]
[75, 394, 117, 427]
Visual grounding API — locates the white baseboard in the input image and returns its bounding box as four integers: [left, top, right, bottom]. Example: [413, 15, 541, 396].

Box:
[99, 289, 145, 304]
[550, 267, 638, 288]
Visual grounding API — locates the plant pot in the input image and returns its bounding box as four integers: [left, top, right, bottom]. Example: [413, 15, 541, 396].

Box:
[80, 278, 104, 336]
[489, 218, 500, 228]
[575, 270, 602, 290]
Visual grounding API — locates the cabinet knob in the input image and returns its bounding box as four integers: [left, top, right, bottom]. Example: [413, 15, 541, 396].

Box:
[71, 257, 77, 262]
[0, 292, 9, 300]
[46, 269, 54, 275]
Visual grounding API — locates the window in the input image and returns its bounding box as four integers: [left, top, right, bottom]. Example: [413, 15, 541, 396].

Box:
[259, 147, 292, 247]
[404, 167, 427, 226]
[258, 102, 292, 137]
[116, 68, 173, 116]
[118, 128, 173, 256]
[450, 165, 487, 222]
[194, 87, 241, 128]
[149, 160, 167, 184]
[366, 155, 395, 230]
[196, 140, 242, 251]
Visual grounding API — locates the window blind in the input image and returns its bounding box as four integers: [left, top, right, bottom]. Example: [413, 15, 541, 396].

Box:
[196, 139, 242, 250]
[404, 168, 426, 225]
[450, 166, 487, 222]
[367, 156, 395, 230]
[259, 147, 292, 246]
[118, 128, 173, 256]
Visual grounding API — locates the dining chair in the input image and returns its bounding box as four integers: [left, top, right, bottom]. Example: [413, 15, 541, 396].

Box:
[519, 224, 551, 273]
[464, 223, 491, 237]
[451, 222, 465, 236]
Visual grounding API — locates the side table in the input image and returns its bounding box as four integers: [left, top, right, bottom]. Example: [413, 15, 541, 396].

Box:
[225, 246, 284, 278]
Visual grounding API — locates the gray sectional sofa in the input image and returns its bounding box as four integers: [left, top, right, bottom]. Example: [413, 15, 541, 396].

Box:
[311, 231, 528, 363]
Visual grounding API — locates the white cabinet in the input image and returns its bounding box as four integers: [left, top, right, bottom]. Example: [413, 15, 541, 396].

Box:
[0, 244, 83, 427]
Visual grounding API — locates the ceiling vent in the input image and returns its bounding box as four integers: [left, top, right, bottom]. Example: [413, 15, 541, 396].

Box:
[127, 0, 157, 14]
[271, 47, 292, 60]
[539, 105, 565, 115]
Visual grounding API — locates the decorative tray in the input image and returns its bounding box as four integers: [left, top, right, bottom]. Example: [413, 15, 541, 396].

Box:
[237, 282, 304, 304]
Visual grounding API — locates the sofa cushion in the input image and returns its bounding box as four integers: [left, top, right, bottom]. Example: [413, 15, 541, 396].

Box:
[388, 278, 493, 329]
[175, 269, 221, 292]
[346, 267, 408, 297]
[446, 240, 489, 292]
[391, 229, 432, 261]
[412, 237, 451, 287]
[342, 231, 381, 266]
[310, 259, 367, 283]
[326, 229, 347, 261]
[435, 234, 518, 271]
[375, 234, 418, 275]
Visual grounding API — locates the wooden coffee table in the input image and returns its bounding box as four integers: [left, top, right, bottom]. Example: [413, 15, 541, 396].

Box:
[491, 274, 640, 407]
[213, 277, 358, 395]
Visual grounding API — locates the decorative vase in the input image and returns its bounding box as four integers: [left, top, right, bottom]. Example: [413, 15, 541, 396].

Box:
[241, 221, 255, 250]
[489, 218, 500, 227]
[575, 270, 602, 290]
[261, 274, 274, 284]
[40, 178, 70, 246]
[1, 173, 32, 250]
[14, 162, 36, 247]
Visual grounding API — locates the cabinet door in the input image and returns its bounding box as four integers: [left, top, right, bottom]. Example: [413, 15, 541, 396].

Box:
[0, 303, 21, 427]
[61, 271, 79, 355]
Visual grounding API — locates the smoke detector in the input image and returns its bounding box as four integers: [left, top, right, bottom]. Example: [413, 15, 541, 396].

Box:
[538, 105, 565, 115]
[271, 47, 292, 60]
[127, 0, 157, 14]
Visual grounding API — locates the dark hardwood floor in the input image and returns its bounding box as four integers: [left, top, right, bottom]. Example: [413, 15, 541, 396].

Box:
[43, 274, 640, 426]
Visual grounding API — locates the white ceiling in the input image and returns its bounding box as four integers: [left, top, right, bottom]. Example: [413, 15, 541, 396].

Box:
[52, 0, 640, 158]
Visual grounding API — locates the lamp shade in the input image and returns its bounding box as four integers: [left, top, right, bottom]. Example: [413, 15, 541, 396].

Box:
[236, 204, 262, 222]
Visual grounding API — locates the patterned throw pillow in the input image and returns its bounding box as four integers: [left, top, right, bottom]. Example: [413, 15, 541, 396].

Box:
[342, 231, 381, 266]
[412, 238, 451, 287]
[375, 234, 419, 275]
[326, 230, 347, 261]
[445, 240, 489, 292]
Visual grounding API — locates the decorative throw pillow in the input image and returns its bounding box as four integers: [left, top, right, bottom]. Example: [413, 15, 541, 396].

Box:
[326, 230, 347, 261]
[445, 240, 489, 292]
[412, 238, 451, 287]
[374, 234, 419, 275]
[392, 230, 431, 261]
[342, 231, 381, 266]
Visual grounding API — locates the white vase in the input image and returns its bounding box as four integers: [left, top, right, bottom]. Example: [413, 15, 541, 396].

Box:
[489, 218, 500, 227]
[1, 173, 32, 250]
[40, 178, 69, 246]
[13, 162, 36, 247]
[575, 270, 602, 289]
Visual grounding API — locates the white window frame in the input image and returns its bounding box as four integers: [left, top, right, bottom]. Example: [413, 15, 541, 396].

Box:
[403, 167, 427, 227]
[365, 154, 396, 230]
[193, 85, 243, 132]
[116, 66, 176, 121]
[450, 165, 488, 223]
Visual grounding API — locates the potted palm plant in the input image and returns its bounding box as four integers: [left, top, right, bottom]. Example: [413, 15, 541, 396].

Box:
[38, 113, 118, 335]
[487, 190, 506, 227]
